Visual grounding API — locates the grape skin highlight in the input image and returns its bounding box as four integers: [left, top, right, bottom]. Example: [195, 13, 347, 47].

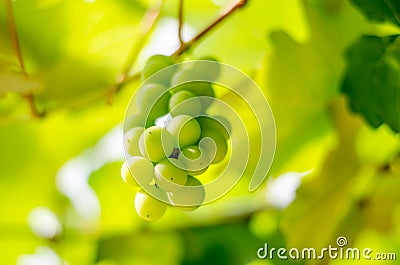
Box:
[200, 129, 228, 164]
[154, 159, 188, 192]
[135, 84, 171, 125]
[121, 156, 155, 187]
[139, 126, 175, 162]
[179, 145, 210, 175]
[141, 55, 175, 85]
[124, 127, 144, 156]
[169, 90, 202, 117]
[167, 115, 201, 148]
[135, 189, 167, 222]
[168, 176, 205, 211]
[197, 116, 230, 140]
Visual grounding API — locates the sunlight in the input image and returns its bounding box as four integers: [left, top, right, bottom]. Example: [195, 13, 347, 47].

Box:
[56, 125, 123, 226]
[265, 170, 313, 209]
[17, 247, 65, 265]
[28, 207, 62, 239]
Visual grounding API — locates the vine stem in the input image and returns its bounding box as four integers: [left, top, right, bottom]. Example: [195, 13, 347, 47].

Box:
[173, 0, 248, 57]
[5, 0, 249, 115]
[5, 0, 45, 117]
[108, 0, 248, 97]
[110, 0, 249, 96]
[107, 1, 163, 104]
[5, 0, 25, 77]
[178, 0, 184, 46]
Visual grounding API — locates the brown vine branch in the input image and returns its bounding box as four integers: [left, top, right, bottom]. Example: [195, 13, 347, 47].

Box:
[25, 94, 44, 118]
[5, 0, 44, 118]
[173, 0, 248, 56]
[5, 0, 248, 115]
[178, 0, 184, 46]
[111, 0, 249, 95]
[107, 1, 163, 104]
[5, 0, 26, 77]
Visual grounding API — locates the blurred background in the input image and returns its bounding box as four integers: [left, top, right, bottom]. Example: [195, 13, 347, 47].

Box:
[0, 0, 399, 264]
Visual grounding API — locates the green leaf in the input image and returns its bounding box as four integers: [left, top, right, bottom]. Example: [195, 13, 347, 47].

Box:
[193, 0, 310, 74]
[88, 162, 138, 235]
[350, 0, 400, 26]
[281, 99, 363, 250]
[342, 35, 400, 132]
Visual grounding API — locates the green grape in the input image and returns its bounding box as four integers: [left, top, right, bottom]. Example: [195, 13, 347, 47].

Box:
[166, 115, 201, 148]
[142, 55, 175, 85]
[124, 127, 144, 156]
[172, 79, 214, 98]
[169, 90, 202, 117]
[213, 115, 231, 138]
[121, 161, 139, 187]
[171, 69, 212, 91]
[171, 69, 215, 110]
[124, 113, 146, 130]
[121, 156, 155, 187]
[168, 176, 205, 211]
[135, 84, 171, 123]
[179, 145, 210, 175]
[146, 98, 171, 127]
[192, 57, 220, 81]
[154, 159, 187, 192]
[135, 189, 167, 222]
[200, 129, 228, 164]
[196, 116, 230, 140]
[139, 126, 175, 162]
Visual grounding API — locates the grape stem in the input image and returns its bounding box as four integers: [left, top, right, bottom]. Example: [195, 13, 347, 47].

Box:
[5, 0, 45, 118]
[9, 0, 248, 116]
[107, 0, 249, 103]
[107, 0, 164, 104]
[108, 0, 248, 104]
[169, 148, 181, 159]
[178, 0, 185, 46]
[173, 0, 248, 56]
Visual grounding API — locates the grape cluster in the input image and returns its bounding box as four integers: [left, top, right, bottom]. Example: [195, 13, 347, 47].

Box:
[121, 55, 231, 222]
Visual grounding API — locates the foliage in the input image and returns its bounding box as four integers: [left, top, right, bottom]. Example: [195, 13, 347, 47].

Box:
[343, 0, 400, 132]
[0, 0, 399, 265]
[342, 35, 400, 132]
[350, 0, 400, 26]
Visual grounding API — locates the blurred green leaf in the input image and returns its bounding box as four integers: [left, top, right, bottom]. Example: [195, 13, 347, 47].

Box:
[281, 98, 363, 251]
[35, 59, 115, 109]
[342, 35, 400, 132]
[97, 232, 183, 265]
[0, 0, 400, 264]
[262, 0, 366, 175]
[193, 0, 310, 74]
[0, 0, 145, 111]
[88, 161, 138, 235]
[350, 0, 400, 26]
[0, 96, 127, 263]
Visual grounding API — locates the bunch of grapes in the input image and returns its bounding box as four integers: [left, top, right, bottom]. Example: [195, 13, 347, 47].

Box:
[121, 55, 231, 222]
